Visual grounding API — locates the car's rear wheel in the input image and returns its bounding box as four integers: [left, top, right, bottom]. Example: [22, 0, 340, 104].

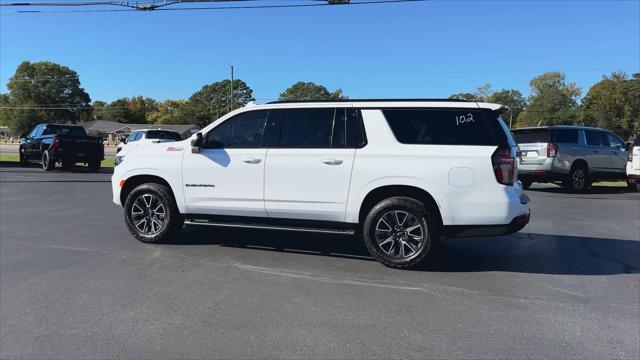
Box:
[627, 179, 639, 192]
[124, 183, 183, 243]
[563, 165, 591, 193]
[362, 197, 435, 269]
[42, 150, 55, 171]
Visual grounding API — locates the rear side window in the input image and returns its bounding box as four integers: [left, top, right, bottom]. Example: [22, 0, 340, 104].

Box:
[512, 129, 551, 144]
[585, 130, 609, 147]
[382, 109, 496, 146]
[553, 129, 579, 144]
[43, 125, 86, 136]
[146, 130, 182, 141]
[277, 108, 340, 148]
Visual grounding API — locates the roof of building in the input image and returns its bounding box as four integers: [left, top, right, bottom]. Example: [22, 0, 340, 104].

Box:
[80, 120, 199, 135]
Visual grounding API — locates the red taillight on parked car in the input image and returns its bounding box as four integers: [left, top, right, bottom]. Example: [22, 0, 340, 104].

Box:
[51, 137, 60, 150]
[492, 148, 515, 186]
[547, 143, 557, 157]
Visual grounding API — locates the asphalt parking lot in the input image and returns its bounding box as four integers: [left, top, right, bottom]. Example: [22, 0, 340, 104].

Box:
[1, 163, 639, 359]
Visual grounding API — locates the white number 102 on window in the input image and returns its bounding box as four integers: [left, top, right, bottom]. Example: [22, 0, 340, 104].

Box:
[456, 113, 475, 126]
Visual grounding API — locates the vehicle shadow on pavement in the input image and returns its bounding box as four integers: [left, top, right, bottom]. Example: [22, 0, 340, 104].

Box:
[526, 184, 636, 195]
[173, 226, 639, 275]
[0, 161, 112, 174]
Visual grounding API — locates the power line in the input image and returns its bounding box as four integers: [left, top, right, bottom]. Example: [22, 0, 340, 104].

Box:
[0, 0, 431, 13]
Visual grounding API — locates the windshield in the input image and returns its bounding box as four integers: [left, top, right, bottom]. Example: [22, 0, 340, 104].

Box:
[512, 129, 551, 144]
[146, 130, 182, 141]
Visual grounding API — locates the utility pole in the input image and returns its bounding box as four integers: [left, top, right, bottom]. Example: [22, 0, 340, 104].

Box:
[229, 65, 234, 112]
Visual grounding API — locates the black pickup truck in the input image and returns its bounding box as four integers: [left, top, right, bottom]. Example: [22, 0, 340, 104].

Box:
[19, 123, 104, 172]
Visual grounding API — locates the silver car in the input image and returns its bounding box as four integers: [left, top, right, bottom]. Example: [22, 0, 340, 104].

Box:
[513, 125, 628, 192]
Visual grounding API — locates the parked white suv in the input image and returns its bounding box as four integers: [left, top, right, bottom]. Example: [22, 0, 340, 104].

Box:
[116, 129, 182, 154]
[627, 136, 640, 192]
[111, 100, 530, 268]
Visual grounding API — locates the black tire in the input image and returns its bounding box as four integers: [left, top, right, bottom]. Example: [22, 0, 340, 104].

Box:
[520, 179, 532, 190]
[627, 179, 640, 192]
[362, 196, 436, 269]
[124, 183, 183, 243]
[19, 147, 29, 167]
[563, 164, 591, 193]
[42, 150, 55, 171]
[88, 161, 100, 172]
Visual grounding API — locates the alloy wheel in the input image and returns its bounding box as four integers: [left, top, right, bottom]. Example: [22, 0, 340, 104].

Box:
[572, 169, 585, 190]
[374, 210, 426, 260]
[130, 193, 167, 235]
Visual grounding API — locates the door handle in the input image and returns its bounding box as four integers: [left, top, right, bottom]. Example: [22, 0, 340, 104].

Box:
[242, 157, 262, 164]
[321, 159, 343, 165]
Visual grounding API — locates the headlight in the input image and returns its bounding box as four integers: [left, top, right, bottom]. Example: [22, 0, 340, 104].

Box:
[115, 155, 124, 166]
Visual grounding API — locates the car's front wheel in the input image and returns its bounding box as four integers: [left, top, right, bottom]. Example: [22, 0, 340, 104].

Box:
[124, 183, 183, 243]
[19, 148, 28, 167]
[362, 197, 435, 269]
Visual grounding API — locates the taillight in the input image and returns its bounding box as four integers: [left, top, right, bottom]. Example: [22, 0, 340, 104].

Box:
[51, 137, 60, 150]
[492, 148, 515, 186]
[547, 143, 557, 157]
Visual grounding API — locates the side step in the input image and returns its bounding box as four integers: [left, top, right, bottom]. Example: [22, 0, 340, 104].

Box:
[184, 216, 356, 235]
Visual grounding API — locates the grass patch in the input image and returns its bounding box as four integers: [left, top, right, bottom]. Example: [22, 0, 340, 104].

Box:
[0, 153, 114, 168]
[593, 181, 627, 188]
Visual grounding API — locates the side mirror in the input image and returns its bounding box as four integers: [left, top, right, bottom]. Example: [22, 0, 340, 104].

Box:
[625, 142, 632, 151]
[191, 133, 203, 153]
[19, 132, 26, 139]
[122, 138, 128, 144]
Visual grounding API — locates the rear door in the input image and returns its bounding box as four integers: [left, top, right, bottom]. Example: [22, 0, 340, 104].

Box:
[585, 130, 610, 171]
[264, 107, 357, 222]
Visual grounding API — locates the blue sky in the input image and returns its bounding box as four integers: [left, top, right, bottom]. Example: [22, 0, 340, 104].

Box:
[1, 0, 638, 103]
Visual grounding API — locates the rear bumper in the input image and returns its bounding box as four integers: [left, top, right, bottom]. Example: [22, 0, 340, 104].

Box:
[52, 149, 104, 162]
[443, 211, 530, 238]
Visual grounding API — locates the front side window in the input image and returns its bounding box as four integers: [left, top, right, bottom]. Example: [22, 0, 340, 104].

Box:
[127, 132, 141, 142]
[585, 130, 609, 147]
[383, 109, 496, 146]
[278, 108, 336, 148]
[606, 133, 624, 148]
[205, 110, 268, 148]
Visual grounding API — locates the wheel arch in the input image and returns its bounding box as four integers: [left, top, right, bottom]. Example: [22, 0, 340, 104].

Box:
[571, 158, 590, 172]
[357, 185, 443, 232]
[120, 174, 177, 208]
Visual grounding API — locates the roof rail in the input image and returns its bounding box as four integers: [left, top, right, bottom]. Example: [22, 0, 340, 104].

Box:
[267, 98, 469, 104]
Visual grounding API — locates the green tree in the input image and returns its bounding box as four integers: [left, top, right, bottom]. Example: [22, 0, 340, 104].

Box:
[517, 72, 581, 127]
[5, 61, 91, 134]
[187, 79, 254, 127]
[582, 72, 640, 140]
[93, 96, 157, 123]
[449, 92, 481, 101]
[0, 93, 11, 127]
[146, 100, 190, 125]
[486, 89, 527, 127]
[279, 81, 346, 101]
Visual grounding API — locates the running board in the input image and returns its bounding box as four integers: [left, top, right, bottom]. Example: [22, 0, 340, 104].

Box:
[184, 216, 356, 235]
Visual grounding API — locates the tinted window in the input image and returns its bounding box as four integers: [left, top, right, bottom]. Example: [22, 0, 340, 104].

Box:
[585, 130, 609, 147]
[28, 125, 41, 138]
[606, 133, 624, 148]
[512, 129, 551, 144]
[43, 125, 86, 136]
[146, 130, 182, 141]
[127, 132, 142, 142]
[553, 129, 579, 144]
[346, 108, 367, 148]
[278, 108, 335, 148]
[206, 110, 268, 148]
[383, 109, 496, 146]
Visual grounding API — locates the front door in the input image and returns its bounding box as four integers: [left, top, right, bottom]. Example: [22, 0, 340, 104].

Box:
[182, 110, 270, 217]
[264, 108, 357, 222]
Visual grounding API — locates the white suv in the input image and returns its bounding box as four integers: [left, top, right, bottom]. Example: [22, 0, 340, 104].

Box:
[111, 100, 530, 268]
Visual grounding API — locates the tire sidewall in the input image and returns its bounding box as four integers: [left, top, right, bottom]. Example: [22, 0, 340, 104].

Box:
[124, 183, 181, 243]
[566, 166, 590, 193]
[362, 197, 433, 268]
[42, 150, 54, 171]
